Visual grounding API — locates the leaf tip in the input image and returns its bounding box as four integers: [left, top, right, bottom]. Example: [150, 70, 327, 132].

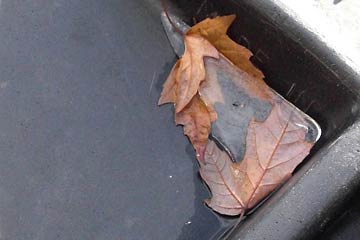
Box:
[158, 95, 174, 106]
[174, 103, 183, 113]
[203, 199, 211, 206]
[223, 14, 236, 24]
[157, 97, 165, 106]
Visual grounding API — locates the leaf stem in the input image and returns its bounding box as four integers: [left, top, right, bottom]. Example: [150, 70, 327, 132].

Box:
[222, 210, 246, 239]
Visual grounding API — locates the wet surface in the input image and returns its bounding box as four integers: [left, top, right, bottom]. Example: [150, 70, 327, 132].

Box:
[161, 11, 321, 163]
[205, 58, 320, 162]
[0, 0, 233, 239]
[0, 0, 357, 239]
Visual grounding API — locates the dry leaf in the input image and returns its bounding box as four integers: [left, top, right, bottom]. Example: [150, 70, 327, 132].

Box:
[188, 15, 236, 39]
[199, 56, 271, 122]
[158, 34, 219, 158]
[198, 62, 225, 122]
[191, 15, 267, 122]
[199, 102, 313, 215]
[187, 15, 264, 79]
[159, 14, 319, 218]
[158, 54, 214, 160]
[158, 61, 179, 105]
[175, 94, 211, 161]
[158, 14, 272, 164]
[175, 35, 219, 112]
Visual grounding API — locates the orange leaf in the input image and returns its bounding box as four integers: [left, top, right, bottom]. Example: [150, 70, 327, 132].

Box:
[200, 57, 270, 111]
[187, 15, 264, 79]
[158, 15, 268, 162]
[198, 59, 225, 122]
[175, 35, 219, 112]
[158, 35, 218, 158]
[188, 15, 237, 43]
[158, 61, 179, 105]
[199, 102, 313, 216]
[175, 94, 211, 161]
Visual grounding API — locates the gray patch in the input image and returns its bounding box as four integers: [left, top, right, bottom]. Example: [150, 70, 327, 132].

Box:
[211, 70, 272, 162]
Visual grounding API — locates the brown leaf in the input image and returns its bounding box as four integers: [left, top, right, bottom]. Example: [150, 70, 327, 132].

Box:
[187, 15, 264, 79]
[199, 102, 313, 215]
[175, 35, 219, 112]
[158, 61, 179, 105]
[188, 15, 236, 38]
[158, 64, 212, 160]
[198, 61, 224, 121]
[175, 94, 211, 161]
[200, 57, 271, 109]
[158, 15, 268, 163]
[158, 34, 218, 158]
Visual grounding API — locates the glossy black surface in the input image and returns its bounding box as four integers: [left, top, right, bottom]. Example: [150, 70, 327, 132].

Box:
[173, 0, 360, 239]
[175, 0, 360, 145]
[0, 0, 359, 239]
[319, 189, 360, 240]
[0, 0, 232, 239]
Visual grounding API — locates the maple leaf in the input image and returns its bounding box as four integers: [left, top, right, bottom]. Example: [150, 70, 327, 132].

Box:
[198, 61, 225, 122]
[187, 15, 264, 79]
[175, 35, 219, 112]
[199, 102, 313, 216]
[158, 34, 219, 159]
[158, 61, 179, 105]
[192, 15, 267, 122]
[157, 39, 216, 160]
[175, 94, 211, 161]
[199, 56, 270, 122]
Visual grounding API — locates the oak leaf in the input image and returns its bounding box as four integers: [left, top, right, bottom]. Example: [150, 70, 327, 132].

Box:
[199, 102, 313, 215]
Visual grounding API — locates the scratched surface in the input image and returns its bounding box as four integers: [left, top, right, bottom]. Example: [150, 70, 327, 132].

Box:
[0, 0, 235, 239]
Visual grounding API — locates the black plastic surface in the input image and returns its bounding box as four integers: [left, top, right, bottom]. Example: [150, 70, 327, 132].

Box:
[0, 0, 359, 239]
[173, 0, 360, 239]
[0, 0, 232, 239]
[319, 189, 360, 240]
[175, 0, 360, 145]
